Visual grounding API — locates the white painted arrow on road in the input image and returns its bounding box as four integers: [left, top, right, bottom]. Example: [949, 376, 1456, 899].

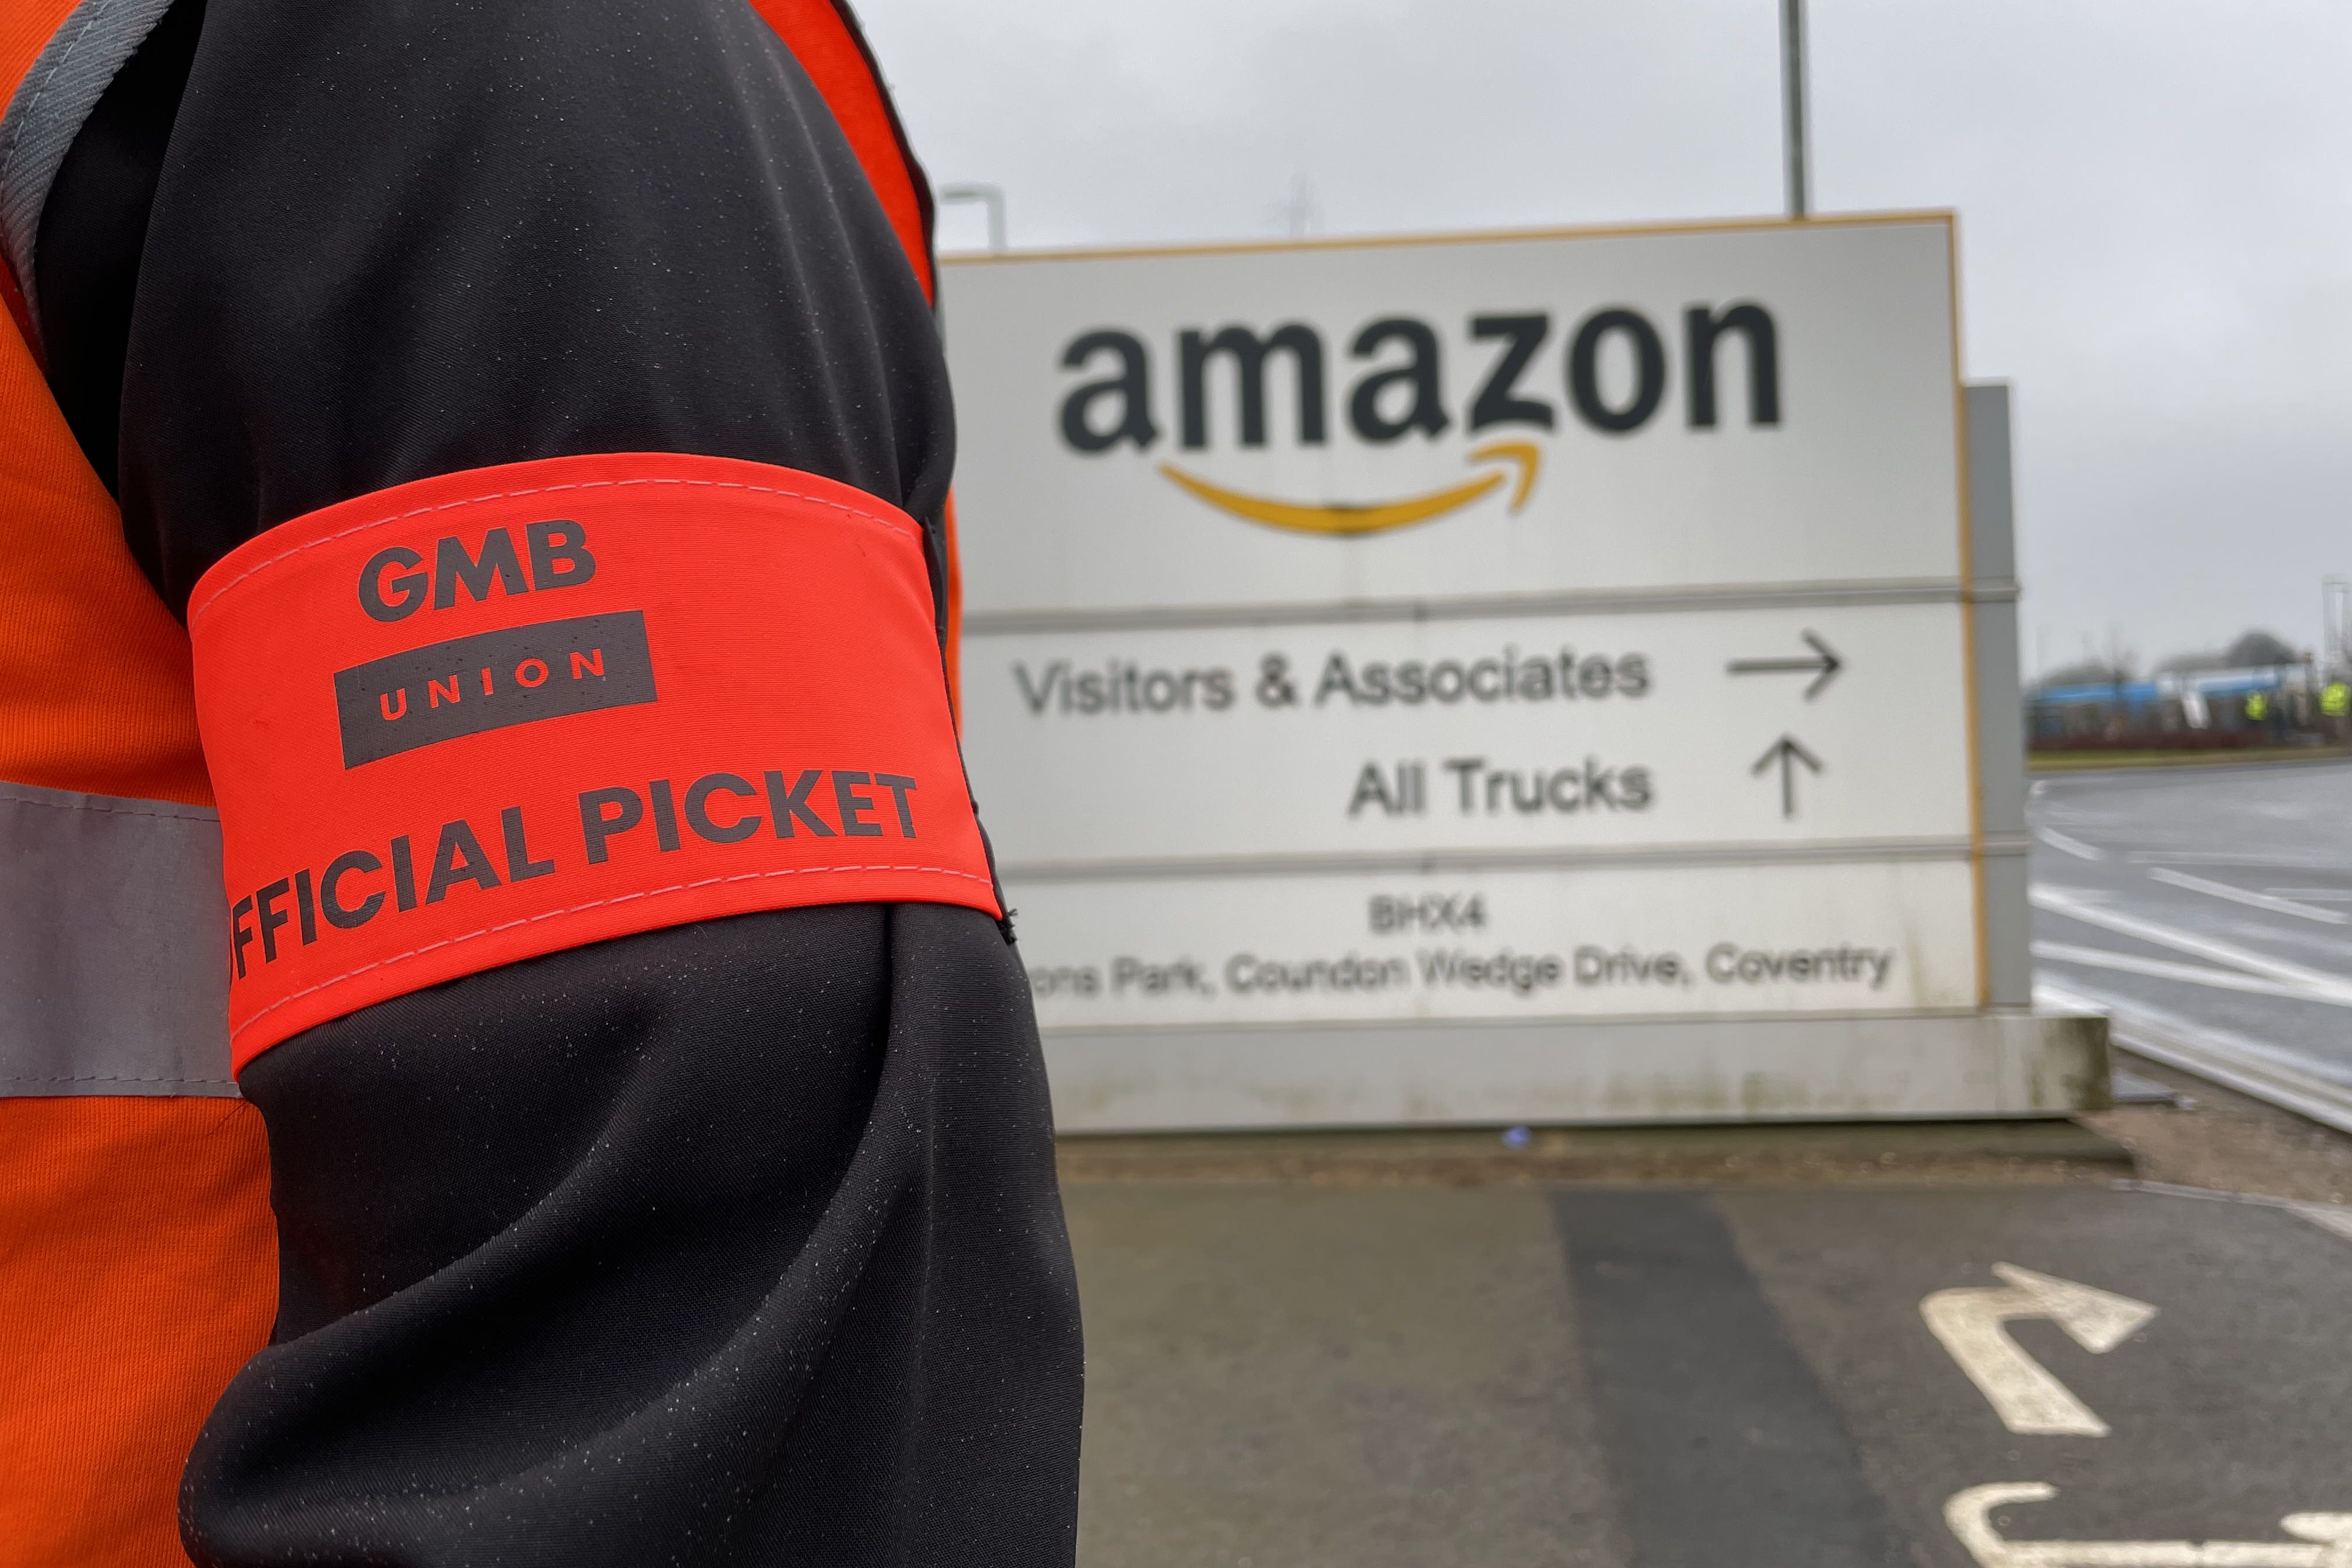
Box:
[1921, 1264, 2157, 1436]
[1947, 1483, 2352, 1567]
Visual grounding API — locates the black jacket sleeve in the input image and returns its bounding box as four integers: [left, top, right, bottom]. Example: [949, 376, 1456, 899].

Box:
[38, 3, 1081, 1564]
[100, 0, 955, 615]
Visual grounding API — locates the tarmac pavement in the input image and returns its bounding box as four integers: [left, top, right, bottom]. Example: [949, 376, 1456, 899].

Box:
[1060, 758, 2352, 1566]
[2029, 757, 2352, 1130]
[1065, 1178, 2352, 1567]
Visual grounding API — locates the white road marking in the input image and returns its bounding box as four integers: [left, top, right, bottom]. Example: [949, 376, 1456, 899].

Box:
[2031, 886, 2352, 1006]
[2033, 979, 2352, 1138]
[2148, 868, 2350, 925]
[1946, 1484, 2352, 1568]
[2117, 1179, 2352, 1244]
[2037, 828, 2105, 861]
[2132, 850, 2352, 874]
[2033, 980, 2105, 1018]
[1920, 1265, 2155, 1437]
[2033, 942, 2352, 1006]
[2264, 890, 2352, 903]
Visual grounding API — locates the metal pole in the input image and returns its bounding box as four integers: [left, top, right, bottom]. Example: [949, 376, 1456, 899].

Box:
[1780, 0, 1810, 219]
[2325, 575, 2350, 674]
[938, 183, 1007, 252]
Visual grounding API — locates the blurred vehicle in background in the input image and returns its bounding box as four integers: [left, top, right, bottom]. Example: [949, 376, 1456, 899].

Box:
[2027, 630, 2351, 756]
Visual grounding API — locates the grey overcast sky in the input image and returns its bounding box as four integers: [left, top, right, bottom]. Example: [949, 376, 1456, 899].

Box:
[857, 0, 2352, 676]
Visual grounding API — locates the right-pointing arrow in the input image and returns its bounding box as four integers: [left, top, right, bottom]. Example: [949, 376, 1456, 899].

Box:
[1727, 629, 1845, 698]
[1921, 1264, 2158, 1436]
[1750, 734, 1824, 818]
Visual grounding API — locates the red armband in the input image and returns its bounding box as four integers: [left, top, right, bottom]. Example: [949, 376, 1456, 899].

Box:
[189, 453, 998, 1071]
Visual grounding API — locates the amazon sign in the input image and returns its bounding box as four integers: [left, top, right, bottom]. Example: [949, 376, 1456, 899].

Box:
[943, 219, 1964, 621]
[1055, 304, 1777, 537]
[936, 217, 2059, 1132]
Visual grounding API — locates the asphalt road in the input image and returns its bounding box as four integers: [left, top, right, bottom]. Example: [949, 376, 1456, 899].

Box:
[2028, 757, 2352, 1130]
[1068, 1181, 2352, 1568]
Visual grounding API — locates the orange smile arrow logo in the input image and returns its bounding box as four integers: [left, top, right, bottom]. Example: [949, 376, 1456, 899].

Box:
[1157, 441, 1542, 537]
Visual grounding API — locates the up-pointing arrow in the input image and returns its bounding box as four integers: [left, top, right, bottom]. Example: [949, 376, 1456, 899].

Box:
[1920, 1263, 2157, 1436]
[1751, 734, 1824, 818]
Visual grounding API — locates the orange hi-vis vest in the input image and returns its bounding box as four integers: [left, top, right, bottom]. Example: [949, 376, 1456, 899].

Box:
[0, 3, 955, 1562]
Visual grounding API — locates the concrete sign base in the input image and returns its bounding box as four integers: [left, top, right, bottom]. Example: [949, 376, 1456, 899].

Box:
[1043, 1010, 2109, 1133]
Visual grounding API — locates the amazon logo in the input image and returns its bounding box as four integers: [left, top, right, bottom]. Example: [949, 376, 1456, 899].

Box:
[1057, 304, 1781, 537]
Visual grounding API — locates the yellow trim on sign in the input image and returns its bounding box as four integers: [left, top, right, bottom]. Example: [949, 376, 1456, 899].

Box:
[939, 209, 1958, 269]
[1945, 214, 1992, 1011]
[1158, 442, 1542, 538]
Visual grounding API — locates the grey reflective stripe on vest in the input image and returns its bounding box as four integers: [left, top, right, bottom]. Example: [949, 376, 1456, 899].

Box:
[1, 780, 236, 1096]
[0, 0, 176, 328]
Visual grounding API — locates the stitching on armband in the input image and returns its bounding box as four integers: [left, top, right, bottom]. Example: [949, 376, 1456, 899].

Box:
[229, 863, 995, 1044]
[190, 476, 921, 629]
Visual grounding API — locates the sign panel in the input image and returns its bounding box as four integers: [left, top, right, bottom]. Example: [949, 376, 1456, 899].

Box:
[1013, 860, 1981, 1029]
[950, 218, 1962, 615]
[943, 215, 2056, 1128]
[963, 603, 1971, 866]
